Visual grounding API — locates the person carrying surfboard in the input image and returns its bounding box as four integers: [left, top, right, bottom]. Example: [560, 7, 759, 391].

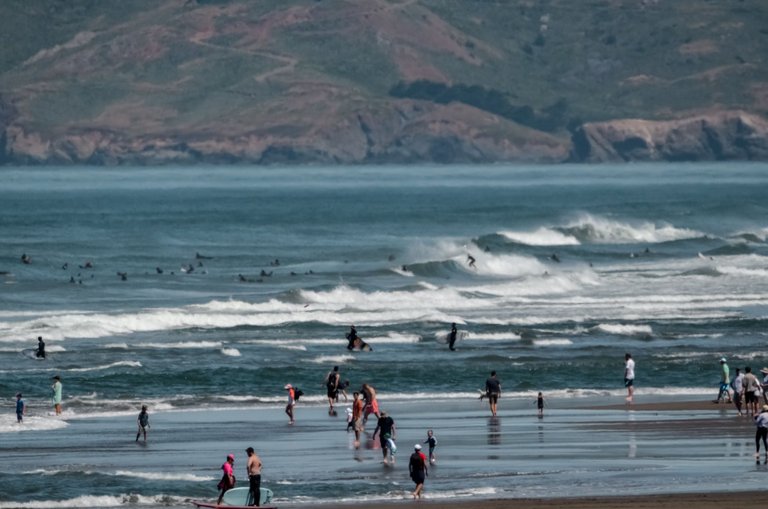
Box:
[372, 410, 396, 465]
[285, 384, 296, 424]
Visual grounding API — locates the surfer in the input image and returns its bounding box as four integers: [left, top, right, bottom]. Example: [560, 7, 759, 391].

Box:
[284, 384, 296, 424]
[21, 253, 31, 264]
[35, 336, 46, 359]
[325, 366, 340, 413]
[467, 254, 476, 269]
[409, 444, 428, 498]
[372, 410, 396, 465]
[624, 353, 635, 405]
[16, 393, 25, 423]
[51, 375, 63, 415]
[550, 253, 560, 263]
[448, 323, 458, 351]
[346, 326, 359, 350]
[216, 454, 236, 505]
[484, 371, 501, 417]
[245, 446, 262, 506]
[136, 405, 150, 442]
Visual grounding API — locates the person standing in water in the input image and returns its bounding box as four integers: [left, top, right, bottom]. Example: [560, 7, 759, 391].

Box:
[36, 336, 45, 359]
[346, 325, 359, 350]
[424, 429, 437, 464]
[448, 323, 458, 351]
[325, 366, 340, 413]
[245, 446, 262, 506]
[536, 392, 545, 417]
[16, 393, 25, 423]
[51, 375, 63, 415]
[624, 353, 635, 404]
[352, 391, 365, 447]
[484, 371, 501, 417]
[409, 444, 428, 499]
[755, 405, 768, 462]
[284, 384, 296, 424]
[136, 405, 150, 442]
[372, 410, 396, 465]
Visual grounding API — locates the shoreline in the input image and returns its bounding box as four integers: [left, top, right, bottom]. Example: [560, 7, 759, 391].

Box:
[281, 491, 768, 509]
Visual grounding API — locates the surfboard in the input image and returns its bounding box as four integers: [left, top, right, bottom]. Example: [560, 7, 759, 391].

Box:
[20, 348, 46, 360]
[192, 487, 274, 509]
[435, 331, 467, 344]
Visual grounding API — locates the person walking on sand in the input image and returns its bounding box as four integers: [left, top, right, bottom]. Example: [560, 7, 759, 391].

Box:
[372, 410, 396, 465]
[325, 366, 340, 413]
[245, 446, 262, 506]
[484, 371, 501, 416]
[409, 444, 428, 499]
[714, 357, 731, 403]
[51, 375, 63, 415]
[284, 384, 296, 424]
[624, 353, 635, 404]
[136, 405, 150, 442]
[755, 405, 768, 462]
[217, 454, 236, 504]
[352, 391, 365, 447]
[424, 429, 437, 464]
[536, 392, 545, 417]
[16, 393, 25, 424]
[732, 368, 745, 416]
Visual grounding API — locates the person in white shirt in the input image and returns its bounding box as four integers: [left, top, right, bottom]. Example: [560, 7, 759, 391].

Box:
[624, 353, 635, 404]
[731, 368, 745, 416]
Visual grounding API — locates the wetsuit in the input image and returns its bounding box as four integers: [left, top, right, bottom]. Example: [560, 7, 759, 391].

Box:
[448, 325, 457, 351]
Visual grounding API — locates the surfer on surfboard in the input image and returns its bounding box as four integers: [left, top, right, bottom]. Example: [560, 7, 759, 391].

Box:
[36, 336, 45, 359]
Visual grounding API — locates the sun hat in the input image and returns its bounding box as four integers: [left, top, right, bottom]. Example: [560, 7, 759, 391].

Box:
[284, 384, 292, 389]
[719, 357, 726, 363]
[414, 444, 422, 450]
[760, 368, 768, 374]
[227, 454, 234, 461]
[763, 405, 768, 412]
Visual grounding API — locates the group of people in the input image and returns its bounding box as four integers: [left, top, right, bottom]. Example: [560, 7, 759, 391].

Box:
[714, 358, 768, 417]
[216, 447, 264, 506]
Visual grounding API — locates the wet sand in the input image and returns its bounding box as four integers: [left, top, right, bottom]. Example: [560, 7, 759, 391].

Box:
[299, 490, 767, 509]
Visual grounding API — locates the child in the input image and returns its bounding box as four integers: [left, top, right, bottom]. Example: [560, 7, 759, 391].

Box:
[424, 429, 437, 464]
[536, 392, 545, 417]
[136, 405, 150, 442]
[16, 393, 25, 423]
[345, 407, 354, 432]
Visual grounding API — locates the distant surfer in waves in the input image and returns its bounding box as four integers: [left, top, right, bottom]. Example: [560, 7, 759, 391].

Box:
[36, 336, 46, 359]
[21, 253, 31, 264]
[448, 323, 458, 351]
[467, 254, 476, 269]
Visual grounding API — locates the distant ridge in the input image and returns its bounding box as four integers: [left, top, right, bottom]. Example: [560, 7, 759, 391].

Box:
[0, 0, 766, 164]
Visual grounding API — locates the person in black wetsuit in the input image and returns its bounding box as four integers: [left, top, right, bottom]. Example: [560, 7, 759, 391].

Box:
[36, 336, 46, 359]
[448, 323, 458, 351]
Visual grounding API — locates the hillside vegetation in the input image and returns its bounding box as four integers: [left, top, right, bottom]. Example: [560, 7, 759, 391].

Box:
[0, 0, 766, 164]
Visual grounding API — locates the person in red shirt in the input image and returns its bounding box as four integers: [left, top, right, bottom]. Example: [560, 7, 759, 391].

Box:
[409, 444, 428, 499]
[217, 454, 236, 504]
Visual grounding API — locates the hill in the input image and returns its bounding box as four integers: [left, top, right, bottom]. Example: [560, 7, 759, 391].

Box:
[0, 0, 767, 164]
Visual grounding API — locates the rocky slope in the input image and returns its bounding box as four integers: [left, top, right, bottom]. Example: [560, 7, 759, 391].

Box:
[0, 0, 766, 165]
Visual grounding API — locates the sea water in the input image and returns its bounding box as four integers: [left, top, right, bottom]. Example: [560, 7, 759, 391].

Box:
[1, 163, 768, 507]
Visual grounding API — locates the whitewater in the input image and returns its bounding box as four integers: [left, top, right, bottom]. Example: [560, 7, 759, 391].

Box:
[1, 163, 768, 507]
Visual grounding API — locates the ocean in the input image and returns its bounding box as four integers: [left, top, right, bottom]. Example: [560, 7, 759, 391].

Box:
[1, 163, 768, 508]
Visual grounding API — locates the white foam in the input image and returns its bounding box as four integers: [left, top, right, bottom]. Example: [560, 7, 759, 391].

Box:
[310, 354, 355, 364]
[532, 338, 573, 346]
[220, 347, 241, 357]
[593, 324, 653, 336]
[134, 341, 223, 349]
[500, 227, 580, 246]
[274, 344, 307, 351]
[112, 470, 215, 482]
[66, 361, 142, 372]
[466, 332, 522, 341]
[563, 213, 704, 244]
[0, 415, 69, 434]
[0, 494, 188, 508]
